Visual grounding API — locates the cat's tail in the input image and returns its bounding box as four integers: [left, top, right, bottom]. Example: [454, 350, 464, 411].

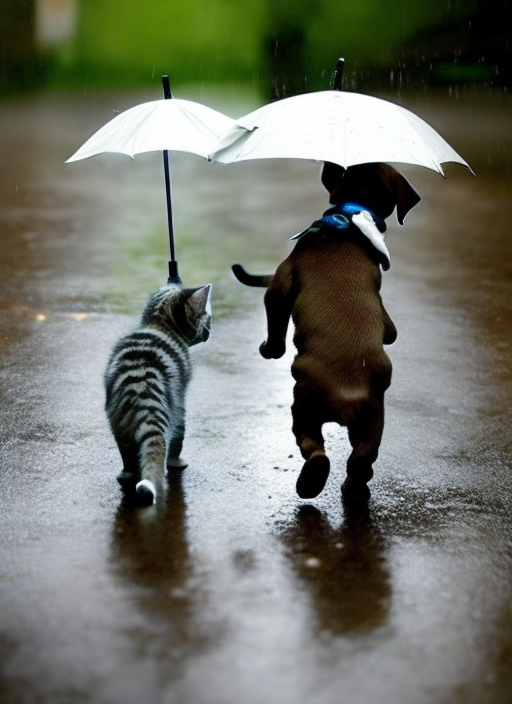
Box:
[136, 432, 166, 505]
[232, 264, 272, 288]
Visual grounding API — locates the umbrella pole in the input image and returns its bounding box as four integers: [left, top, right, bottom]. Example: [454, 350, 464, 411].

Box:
[161, 74, 180, 284]
[162, 149, 179, 281]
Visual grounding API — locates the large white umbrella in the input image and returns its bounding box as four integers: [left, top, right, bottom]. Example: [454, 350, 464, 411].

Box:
[210, 89, 472, 176]
[66, 77, 237, 282]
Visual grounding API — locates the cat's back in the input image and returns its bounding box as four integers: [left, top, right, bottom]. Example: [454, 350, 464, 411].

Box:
[105, 324, 192, 402]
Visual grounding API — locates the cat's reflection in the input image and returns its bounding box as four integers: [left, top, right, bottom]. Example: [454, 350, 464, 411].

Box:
[110, 474, 206, 650]
[279, 504, 391, 635]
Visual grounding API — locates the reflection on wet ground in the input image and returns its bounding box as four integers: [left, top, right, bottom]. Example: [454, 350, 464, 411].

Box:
[278, 504, 390, 635]
[111, 473, 213, 675]
[0, 88, 511, 704]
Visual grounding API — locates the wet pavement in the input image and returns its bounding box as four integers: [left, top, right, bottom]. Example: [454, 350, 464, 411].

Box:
[0, 87, 512, 704]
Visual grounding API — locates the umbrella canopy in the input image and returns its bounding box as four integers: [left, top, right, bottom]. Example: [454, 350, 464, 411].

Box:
[210, 90, 471, 176]
[66, 97, 236, 162]
[66, 86, 238, 282]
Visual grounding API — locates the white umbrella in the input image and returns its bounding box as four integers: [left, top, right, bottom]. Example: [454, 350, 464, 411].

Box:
[66, 77, 237, 282]
[66, 97, 235, 161]
[210, 89, 472, 176]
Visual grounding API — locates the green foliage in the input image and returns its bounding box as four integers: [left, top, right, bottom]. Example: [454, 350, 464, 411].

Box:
[57, 0, 266, 88]
[260, 0, 480, 90]
[45, 0, 472, 89]
[19, 0, 490, 92]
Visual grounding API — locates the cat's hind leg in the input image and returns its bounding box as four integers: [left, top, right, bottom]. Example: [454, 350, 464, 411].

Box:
[292, 387, 330, 499]
[116, 442, 140, 489]
[167, 419, 188, 470]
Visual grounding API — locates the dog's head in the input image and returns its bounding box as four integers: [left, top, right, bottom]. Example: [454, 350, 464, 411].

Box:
[321, 162, 421, 225]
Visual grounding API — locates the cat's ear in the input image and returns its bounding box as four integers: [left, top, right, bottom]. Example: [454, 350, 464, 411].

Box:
[187, 284, 212, 315]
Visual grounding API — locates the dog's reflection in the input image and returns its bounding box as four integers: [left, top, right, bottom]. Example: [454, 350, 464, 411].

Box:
[110, 474, 204, 646]
[279, 504, 391, 635]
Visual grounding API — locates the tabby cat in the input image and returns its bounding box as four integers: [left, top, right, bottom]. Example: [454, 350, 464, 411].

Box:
[104, 282, 211, 505]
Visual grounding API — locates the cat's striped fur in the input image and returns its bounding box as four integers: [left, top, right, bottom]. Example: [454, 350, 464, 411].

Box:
[104, 282, 211, 504]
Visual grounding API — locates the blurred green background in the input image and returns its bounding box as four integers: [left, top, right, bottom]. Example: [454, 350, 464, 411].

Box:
[1, 0, 510, 96]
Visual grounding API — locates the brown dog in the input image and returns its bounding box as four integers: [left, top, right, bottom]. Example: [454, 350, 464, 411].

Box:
[234, 162, 420, 502]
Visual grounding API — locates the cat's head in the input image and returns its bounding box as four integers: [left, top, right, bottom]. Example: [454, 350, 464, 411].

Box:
[142, 283, 212, 346]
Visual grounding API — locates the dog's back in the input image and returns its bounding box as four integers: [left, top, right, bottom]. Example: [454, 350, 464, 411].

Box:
[273, 229, 394, 423]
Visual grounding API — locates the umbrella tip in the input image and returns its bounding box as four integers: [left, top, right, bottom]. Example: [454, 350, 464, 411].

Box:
[162, 75, 172, 100]
[332, 58, 345, 91]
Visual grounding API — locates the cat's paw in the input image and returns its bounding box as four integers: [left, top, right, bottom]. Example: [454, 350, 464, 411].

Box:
[259, 340, 285, 359]
[167, 457, 188, 470]
[136, 479, 156, 505]
[117, 471, 137, 488]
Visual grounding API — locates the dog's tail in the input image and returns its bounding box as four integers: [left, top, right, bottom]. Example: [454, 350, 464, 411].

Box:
[232, 264, 272, 288]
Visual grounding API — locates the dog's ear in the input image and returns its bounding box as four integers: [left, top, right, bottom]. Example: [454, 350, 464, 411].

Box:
[394, 172, 421, 225]
[321, 162, 346, 197]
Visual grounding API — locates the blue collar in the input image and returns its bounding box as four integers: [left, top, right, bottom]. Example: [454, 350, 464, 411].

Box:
[326, 202, 387, 233]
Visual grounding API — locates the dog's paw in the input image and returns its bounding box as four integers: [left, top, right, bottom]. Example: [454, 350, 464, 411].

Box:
[341, 477, 371, 504]
[296, 454, 330, 499]
[259, 340, 285, 359]
[259, 341, 273, 358]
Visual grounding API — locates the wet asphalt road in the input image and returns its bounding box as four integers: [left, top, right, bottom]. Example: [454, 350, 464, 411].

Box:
[0, 88, 512, 704]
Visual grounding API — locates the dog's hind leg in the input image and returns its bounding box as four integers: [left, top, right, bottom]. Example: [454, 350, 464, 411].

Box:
[292, 390, 331, 499]
[342, 399, 385, 504]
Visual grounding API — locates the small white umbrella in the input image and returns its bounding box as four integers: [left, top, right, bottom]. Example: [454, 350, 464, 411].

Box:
[66, 97, 234, 161]
[66, 76, 237, 282]
[210, 89, 472, 176]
